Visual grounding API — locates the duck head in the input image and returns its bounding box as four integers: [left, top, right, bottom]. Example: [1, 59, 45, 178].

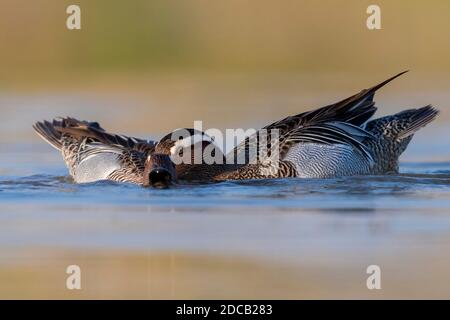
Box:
[143, 153, 177, 188]
[155, 128, 226, 181]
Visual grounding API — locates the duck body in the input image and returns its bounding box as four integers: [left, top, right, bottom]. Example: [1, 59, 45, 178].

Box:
[283, 143, 371, 178]
[33, 118, 177, 187]
[213, 71, 438, 180]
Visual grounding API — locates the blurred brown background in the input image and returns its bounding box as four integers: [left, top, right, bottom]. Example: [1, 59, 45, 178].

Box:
[0, 0, 449, 141]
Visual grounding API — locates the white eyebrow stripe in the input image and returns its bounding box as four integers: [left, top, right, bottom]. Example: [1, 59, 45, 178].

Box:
[169, 134, 212, 155]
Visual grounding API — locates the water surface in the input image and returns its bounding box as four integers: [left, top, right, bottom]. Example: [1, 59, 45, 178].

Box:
[1, 131, 450, 298]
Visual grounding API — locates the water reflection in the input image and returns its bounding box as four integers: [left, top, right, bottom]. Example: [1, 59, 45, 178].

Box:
[1, 145, 450, 298]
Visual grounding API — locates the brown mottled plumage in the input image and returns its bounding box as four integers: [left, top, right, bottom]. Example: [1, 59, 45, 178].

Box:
[33, 118, 175, 187]
[212, 71, 439, 180]
[33, 72, 439, 185]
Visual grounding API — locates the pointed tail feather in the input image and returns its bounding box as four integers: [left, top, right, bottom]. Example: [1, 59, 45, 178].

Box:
[364, 70, 409, 96]
[302, 71, 409, 127]
[331, 70, 410, 123]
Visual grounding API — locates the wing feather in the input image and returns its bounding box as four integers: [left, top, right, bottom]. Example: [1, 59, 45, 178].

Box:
[73, 142, 146, 184]
[53, 117, 155, 154]
[229, 72, 407, 164]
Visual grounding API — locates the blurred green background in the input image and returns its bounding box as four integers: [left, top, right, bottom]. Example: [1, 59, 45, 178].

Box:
[0, 0, 449, 140]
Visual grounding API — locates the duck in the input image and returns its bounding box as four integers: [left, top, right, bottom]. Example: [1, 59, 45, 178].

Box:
[33, 117, 180, 187]
[210, 71, 439, 180]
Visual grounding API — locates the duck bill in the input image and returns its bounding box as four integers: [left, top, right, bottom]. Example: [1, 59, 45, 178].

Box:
[146, 167, 173, 188]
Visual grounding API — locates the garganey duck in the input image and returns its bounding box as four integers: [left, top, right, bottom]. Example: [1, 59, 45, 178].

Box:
[211, 71, 439, 180]
[33, 118, 180, 187]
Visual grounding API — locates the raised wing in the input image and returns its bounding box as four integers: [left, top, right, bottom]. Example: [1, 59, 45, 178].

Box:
[230, 71, 407, 163]
[265, 71, 408, 135]
[34, 117, 154, 184]
[52, 117, 156, 154]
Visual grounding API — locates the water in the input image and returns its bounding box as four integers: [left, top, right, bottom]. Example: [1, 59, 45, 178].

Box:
[2, 132, 450, 298]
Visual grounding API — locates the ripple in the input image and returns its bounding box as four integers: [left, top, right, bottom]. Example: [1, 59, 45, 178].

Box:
[1, 164, 450, 210]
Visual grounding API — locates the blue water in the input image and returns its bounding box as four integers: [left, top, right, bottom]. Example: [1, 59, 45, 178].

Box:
[3, 168, 450, 210]
[1, 139, 450, 258]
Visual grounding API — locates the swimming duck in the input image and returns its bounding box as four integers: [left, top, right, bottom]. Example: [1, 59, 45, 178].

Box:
[212, 71, 439, 180]
[33, 117, 179, 187]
